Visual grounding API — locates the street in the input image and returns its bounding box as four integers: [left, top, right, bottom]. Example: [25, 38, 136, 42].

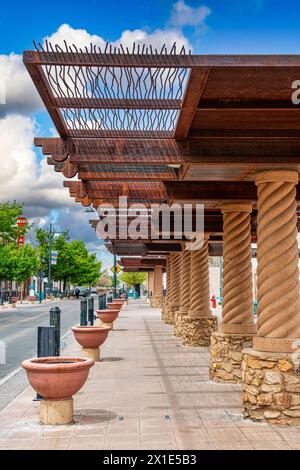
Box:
[0, 299, 82, 410]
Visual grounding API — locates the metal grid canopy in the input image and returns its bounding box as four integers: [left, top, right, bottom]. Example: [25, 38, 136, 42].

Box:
[24, 41, 191, 138]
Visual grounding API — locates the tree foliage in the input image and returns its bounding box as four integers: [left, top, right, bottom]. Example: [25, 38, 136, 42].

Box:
[0, 244, 38, 282]
[0, 244, 16, 280]
[0, 201, 29, 245]
[35, 228, 101, 287]
[119, 272, 147, 287]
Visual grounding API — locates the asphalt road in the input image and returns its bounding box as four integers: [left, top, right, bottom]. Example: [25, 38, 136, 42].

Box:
[0, 299, 83, 410]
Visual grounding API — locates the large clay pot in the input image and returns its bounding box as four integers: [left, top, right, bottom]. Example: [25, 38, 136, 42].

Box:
[96, 309, 119, 323]
[107, 302, 122, 312]
[22, 356, 94, 400]
[71, 325, 110, 349]
[113, 298, 124, 305]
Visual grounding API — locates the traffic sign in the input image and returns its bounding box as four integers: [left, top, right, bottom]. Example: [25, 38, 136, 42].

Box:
[110, 264, 122, 275]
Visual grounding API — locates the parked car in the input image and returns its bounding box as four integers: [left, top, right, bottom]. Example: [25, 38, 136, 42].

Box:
[75, 286, 89, 297]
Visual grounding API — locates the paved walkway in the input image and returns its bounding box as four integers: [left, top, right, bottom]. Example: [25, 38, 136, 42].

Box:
[0, 300, 300, 450]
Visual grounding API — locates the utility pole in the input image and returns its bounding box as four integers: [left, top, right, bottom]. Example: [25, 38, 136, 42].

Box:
[48, 223, 53, 297]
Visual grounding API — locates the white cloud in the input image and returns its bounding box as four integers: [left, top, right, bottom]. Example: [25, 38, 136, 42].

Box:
[169, 1, 211, 29]
[44, 22, 192, 54]
[0, 4, 205, 259]
[0, 114, 70, 209]
[0, 53, 42, 115]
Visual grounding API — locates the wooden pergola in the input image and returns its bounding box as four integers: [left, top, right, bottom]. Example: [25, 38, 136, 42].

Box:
[24, 43, 300, 271]
[24, 41, 300, 426]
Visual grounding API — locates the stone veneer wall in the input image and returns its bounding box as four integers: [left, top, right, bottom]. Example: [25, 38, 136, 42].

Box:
[174, 311, 187, 338]
[164, 305, 177, 325]
[242, 348, 300, 425]
[182, 316, 218, 347]
[209, 332, 254, 383]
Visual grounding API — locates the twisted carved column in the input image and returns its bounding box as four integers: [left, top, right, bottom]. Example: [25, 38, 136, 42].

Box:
[170, 253, 182, 309]
[179, 249, 191, 313]
[174, 248, 191, 337]
[154, 265, 163, 298]
[188, 238, 211, 318]
[152, 265, 163, 308]
[148, 271, 154, 299]
[254, 170, 300, 352]
[220, 203, 256, 334]
[161, 256, 171, 320]
[166, 256, 171, 304]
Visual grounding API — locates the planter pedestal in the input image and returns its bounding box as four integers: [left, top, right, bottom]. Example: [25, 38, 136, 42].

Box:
[40, 398, 73, 425]
[82, 347, 100, 362]
[95, 318, 112, 329]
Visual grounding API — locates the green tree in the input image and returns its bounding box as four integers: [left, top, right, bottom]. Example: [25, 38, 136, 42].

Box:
[119, 272, 147, 287]
[35, 229, 102, 290]
[12, 245, 39, 300]
[0, 201, 28, 245]
[0, 244, 17, 281]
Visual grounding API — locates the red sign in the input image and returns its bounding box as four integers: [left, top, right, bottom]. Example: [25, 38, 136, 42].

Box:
[16, 217, 27, 247]
[16, 217, 28, 227]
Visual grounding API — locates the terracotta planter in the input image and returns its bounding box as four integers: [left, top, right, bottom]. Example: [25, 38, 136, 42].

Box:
[113, 298, 124, 305]
[22, 356, 94, 425]
[107, 302, 121, 312]
[96, 309, 119, 323]
[71, 325, 110, 349]
[22, 356, 94, 400]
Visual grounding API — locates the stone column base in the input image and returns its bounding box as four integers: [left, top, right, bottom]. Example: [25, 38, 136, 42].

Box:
[182, 316, 218, 347]
[161, 301, 167, 322]
[209, 331, 254, 383]
[242, 348, 300, 425]
[164, 305, 178, 325]
[151, 296, 163, 308]
[82, 347, 100, 362]
[40, 398, 73, 425]
[174, 310, 188, 338]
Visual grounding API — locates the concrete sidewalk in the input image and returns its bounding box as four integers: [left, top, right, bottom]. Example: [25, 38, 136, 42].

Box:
[0, 300, 299, 450]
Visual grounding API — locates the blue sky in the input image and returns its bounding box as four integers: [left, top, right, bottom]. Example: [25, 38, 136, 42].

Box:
[1, 0, 300, 271]
[2, 0, 300, 54]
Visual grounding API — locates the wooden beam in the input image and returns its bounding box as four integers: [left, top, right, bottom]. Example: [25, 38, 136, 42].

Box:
[66, 180, 300, 202]
[37, 137, 300, 165]
[53, 97, 181, 109]
[23, 51, 300, 68]
[175, 68, 210, 138]
[23, 61, 68, 137]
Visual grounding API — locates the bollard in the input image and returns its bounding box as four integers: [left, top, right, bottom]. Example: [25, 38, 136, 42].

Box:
[49, 306, 61, 356]
[80, 298, 88, 325]
[0, 293, 3, 306]
[8, 291, 12, 304]
[88, 297, 94, 326]
[98, 294, 106, 310]
[35, 326, 55, 400]
[107, 294, 113, 304]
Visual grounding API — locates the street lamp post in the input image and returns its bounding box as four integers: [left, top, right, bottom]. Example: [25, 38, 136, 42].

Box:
[48, 223, 54, 297]
[47, 224, 63, 298]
